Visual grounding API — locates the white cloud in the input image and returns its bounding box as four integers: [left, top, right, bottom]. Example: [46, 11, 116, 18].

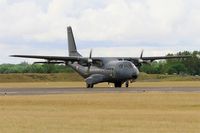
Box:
[0, 0, 200, 63]
[0, 1, 45, 39]
[0, 0, 184, 40]
[0, 0, 200, 42]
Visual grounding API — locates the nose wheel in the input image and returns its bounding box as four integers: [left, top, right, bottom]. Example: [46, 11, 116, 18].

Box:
[125, 81, 129, 88]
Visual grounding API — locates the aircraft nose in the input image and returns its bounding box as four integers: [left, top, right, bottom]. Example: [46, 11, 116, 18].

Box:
[131, 66, 139, 79]
[115, 61, 139, 80]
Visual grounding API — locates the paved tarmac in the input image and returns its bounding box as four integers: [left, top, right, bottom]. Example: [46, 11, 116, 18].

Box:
[0, 87, 200, 95]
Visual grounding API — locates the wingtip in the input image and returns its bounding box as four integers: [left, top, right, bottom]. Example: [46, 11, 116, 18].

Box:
[10, 55, 20, 57]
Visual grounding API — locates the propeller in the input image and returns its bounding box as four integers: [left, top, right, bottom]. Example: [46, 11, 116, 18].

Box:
[138, 50, 151, 64]
[87, 49, 93, 73]
[138, 50, 144, 63]
[140, 49, 144, 59]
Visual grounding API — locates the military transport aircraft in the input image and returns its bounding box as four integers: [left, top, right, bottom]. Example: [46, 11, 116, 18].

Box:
[11, 26, 190, 88]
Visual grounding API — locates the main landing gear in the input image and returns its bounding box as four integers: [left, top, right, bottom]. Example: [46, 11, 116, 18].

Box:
[114, 82, 122, 88]
[86, 84, 94, 88]
[114, 81, 129, 88]
[87, 81, 130, 88]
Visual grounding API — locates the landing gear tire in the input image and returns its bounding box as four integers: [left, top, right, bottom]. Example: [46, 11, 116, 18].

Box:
[114, 82, 122, 88]
[125, 81, 129, 88]
[87, 84, 94, 88]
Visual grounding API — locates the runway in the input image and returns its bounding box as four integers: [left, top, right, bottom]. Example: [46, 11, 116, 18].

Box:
[0, 87, 200, 95]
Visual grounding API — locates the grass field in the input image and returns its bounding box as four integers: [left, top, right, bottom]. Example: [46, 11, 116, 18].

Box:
[0, 73, 83, 83]
[0, 93, 200, 133]
[0, 73, 199, 83]
[0, 74, 199, 132]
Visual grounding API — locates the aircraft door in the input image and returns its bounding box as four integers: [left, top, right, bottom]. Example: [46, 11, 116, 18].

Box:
[108, 67, 115, 78]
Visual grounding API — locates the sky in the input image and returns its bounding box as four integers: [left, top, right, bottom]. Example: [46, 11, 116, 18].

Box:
[0, 0, 200, 64]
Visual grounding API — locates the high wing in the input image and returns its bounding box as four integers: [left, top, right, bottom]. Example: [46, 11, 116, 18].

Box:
[141, 55, 191, 61]
[10, 54, 191, 64]
[120, 55, 191, 66]
[121, 55, 191, 62]
[10, 55, 84, 63]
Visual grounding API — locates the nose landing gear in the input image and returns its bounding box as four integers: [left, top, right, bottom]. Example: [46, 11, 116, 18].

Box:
[114, 81, 129, 88]
[125, 81, 129, 88]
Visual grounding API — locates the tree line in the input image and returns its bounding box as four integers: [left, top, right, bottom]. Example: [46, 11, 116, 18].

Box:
[0, 51, 199, 75]
[0, 62, 74, 74]
[140, 51, 200, 75]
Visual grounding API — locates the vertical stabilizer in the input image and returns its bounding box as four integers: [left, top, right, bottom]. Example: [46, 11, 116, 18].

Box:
[67, 26, 82, 57]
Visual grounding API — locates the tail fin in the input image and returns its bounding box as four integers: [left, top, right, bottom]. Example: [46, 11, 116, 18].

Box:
[67, 26, 82, 57]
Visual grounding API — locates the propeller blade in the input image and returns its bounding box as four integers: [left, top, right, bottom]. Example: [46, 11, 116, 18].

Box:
[138, 50, 150, 64]
[87, 49, 93, 73]
[89, 49, 92, 59]
[138, 50, 144, 63]
[88, 49, 93, 63]
[87, 65, 91, 73]
[140, 49, 144, 59]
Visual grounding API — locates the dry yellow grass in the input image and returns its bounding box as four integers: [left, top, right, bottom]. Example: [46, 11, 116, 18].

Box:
[0, 93, 200, 133]
[0, 81, 200, 88]
[0, 73, 199, 83]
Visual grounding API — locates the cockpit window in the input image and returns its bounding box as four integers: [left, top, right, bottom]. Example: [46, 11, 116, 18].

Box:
[119, 64, 123, 69]
[128, 63, 132, 68]
[119, 62, 133, 69]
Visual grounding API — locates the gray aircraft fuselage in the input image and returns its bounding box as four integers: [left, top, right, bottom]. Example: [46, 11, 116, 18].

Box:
[68, 59, 139, 86]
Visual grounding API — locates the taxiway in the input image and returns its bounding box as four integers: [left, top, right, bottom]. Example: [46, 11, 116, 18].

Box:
[0, 87, 200, 95]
